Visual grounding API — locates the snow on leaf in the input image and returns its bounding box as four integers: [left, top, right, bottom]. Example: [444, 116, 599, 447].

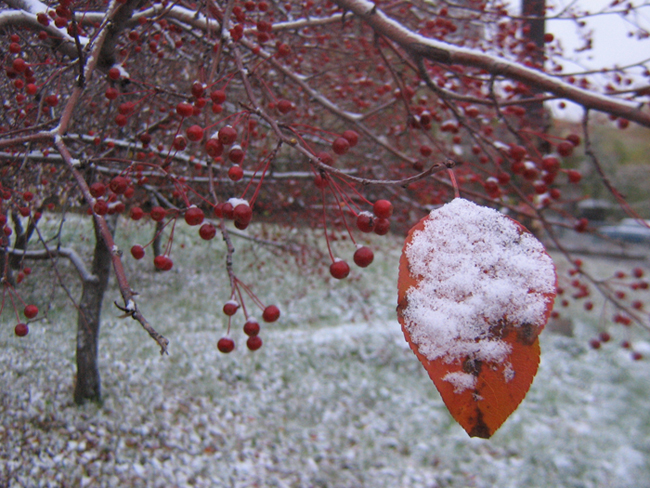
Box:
[397, 198, 557, 438]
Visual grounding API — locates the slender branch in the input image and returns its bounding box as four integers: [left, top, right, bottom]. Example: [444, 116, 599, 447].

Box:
[5, 247, 97, 283]
[332, 0, 650, 127]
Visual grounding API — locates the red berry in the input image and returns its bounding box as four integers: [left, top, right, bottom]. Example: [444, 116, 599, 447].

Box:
[374, 218, 390, 235]
[218, 125, 237, 145]
[118, 102, 134, 115]
[37, 12, 50, 25]
[217, 337, 235, 353]
[130, 207, 144, 220]
[173, 136, 187, 151]
[93, 199, 108, 215]
[108, 67, 121, 80]
[206, 138, 223, 158]
[632, 351, 643, 361]
[332, 137, 350, 155]
[26, 83, 37, 95]
[186, 125, 204, 142]
[277, 43, 291, 56]
[373, 200, 393, 219]
[45, 94, 59, 107]
[210, 90, 226, 104]
[314, 174, 328, 189]
[15, 323, 29, 337]
[244, 318, 261, 336]
[599, 331, 611, 343]
[541, 156, 560, 173]
[566, 134, 581, 146]
[199, 223, 216, 240]
[228, 146, 245, 163]
[221, 202, 234, 219]
[109, 176, 128, 194]
[89, 182, 106, 198]
[233, 203, 252, 228]
[557, 141, 574, 157]
[277, 99, 293, 114]
[131, 245, 145, 259]
[176, 102, 194, 117]
[589, 338, 601, 350]
[153, 255, 173, 271]
[228, 165, 244, 181]
[330, 260, 350, 279]
[114, 114, 127, 126]
[356, 212, 375, 233]
[353, 246, 374, 267]
[509, 145, 527, 162]
[223, 301, 239, 316]
[24, 304, 38, 319]
[543, 33, 554, 43]
[342, 130, 359, 147]
[247, 335, 263, 351]
[262, 305, 280, 323]
[633, 267, 644, 278]
[12, 58, 27, 73]
[567, 170, 582, 184]
[184, 206, 204, 226]
[22, 191, 34, 202]
[139, 133, 152, 146]
[191, 81, 205, 98]
[150, 206, 166, 221]
[574, 218, 588, 233]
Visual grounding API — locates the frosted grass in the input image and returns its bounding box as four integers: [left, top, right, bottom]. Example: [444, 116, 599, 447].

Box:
[1, 214, 649, 487]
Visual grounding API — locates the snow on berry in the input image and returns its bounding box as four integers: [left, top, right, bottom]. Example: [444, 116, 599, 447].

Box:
[397, 198, 556, 438]
[184, 206, 205, 226]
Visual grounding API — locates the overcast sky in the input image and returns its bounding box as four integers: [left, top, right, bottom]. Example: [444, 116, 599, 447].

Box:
[543, 0, 650, 71]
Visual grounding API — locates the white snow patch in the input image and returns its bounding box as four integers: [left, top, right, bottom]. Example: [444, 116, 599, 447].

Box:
[443, 371, 477, 393]
[402, 198, 555, 369]
[227, 197, 249, 208]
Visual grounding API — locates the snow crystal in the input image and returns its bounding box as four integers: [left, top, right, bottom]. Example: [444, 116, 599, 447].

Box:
[402, 198, 555, 370]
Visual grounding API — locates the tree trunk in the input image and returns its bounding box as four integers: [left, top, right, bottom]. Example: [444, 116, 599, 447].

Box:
[521, 0, 550, 149]
[73, 216, 114, 405]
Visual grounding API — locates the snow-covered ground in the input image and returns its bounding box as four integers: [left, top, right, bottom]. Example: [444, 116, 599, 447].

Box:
[1, 216, 649, 487]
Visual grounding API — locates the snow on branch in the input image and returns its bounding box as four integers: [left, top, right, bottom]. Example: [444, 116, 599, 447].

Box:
[333, 0, 650, 128]
[5, 247, 97, 283]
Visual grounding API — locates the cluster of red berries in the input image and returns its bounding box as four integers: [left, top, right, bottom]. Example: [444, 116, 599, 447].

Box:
[217, 304, 280, 353]
[14, 304, 39, 337]
[88, 176, 135, 217]
[589, 331, 644, 361]
[328, 199, 391, 280]
[556, 262, 647, 360]
[213, 198, 252, 230]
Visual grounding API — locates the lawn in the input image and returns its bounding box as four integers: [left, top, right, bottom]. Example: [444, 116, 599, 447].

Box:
[1, 215, 649, 487]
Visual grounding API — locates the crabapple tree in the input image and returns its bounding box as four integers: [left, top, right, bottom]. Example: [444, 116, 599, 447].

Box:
[1, 0, 650, 404]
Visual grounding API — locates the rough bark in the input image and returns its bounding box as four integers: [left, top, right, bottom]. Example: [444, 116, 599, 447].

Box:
[73, 216, 115, 405]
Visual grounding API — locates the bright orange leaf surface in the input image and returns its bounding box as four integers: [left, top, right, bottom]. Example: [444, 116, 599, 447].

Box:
[397, 199, 557, 439]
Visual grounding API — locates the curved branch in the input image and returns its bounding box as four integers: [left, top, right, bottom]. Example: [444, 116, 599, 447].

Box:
[332, 0, 650, 128]
[4, 247, 97, 283]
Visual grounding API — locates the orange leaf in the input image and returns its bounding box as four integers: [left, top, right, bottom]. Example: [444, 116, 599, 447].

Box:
[397, 199, 556, 438]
